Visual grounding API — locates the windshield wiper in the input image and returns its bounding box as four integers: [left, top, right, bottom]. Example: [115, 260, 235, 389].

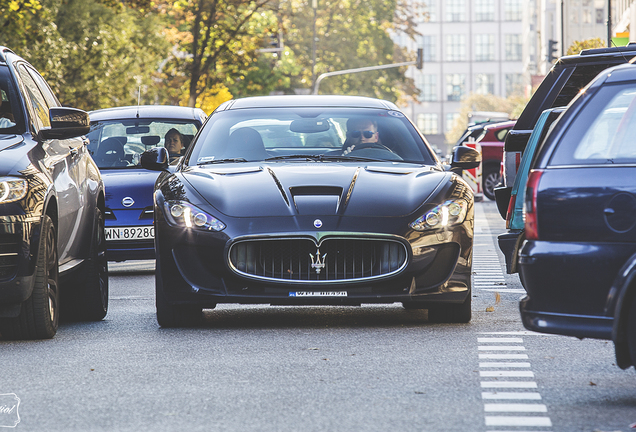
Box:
[265, 154, 385, 162]
[197, 158, 248, 166]
[264, 154, 324, 161]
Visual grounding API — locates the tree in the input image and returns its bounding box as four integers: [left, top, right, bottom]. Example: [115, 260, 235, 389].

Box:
[276, 0, 419, 101]
[161, 0, 275, 108]
[566, 38, 605, 56]
[1, 0, 169, 110]
[444, 93, 529, 145]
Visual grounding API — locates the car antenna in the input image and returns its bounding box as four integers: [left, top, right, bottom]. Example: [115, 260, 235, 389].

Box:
[612, 40, 629, 63]
[136, 86, 141, 118]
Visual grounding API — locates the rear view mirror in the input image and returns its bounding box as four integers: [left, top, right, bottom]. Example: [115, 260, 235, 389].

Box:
[290, 118, 330, 133]
[126, 126, 150, 134]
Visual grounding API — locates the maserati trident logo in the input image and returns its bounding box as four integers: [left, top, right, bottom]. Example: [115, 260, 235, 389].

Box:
[310, 249, 327, 274]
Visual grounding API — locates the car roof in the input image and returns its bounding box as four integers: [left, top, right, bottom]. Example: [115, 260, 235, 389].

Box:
[217, 95, 400, 111]
[89, 105, 206, 122]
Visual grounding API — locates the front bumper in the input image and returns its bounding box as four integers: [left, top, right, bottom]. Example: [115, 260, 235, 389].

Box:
[154, 217, 473, 308]
[0, 215, 40, 314]
[518, 240, 635, 340]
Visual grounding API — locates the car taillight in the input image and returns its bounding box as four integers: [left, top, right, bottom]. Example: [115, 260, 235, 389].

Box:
[505, 193, 516, 229]
[524, 169, 543, 240]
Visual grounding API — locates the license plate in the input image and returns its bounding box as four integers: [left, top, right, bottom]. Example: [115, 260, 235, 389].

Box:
[289, 291, 348, 297]
[105, 226, 154, 241]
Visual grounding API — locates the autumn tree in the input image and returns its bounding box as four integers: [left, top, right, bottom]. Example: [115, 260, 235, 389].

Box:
[445, 93, 529, 145]
[566, 38, 605, 56]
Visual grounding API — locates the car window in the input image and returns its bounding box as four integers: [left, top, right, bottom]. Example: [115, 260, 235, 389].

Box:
[551, 83, 636, 165]
[0, 66, 23, 134]
[17, 64, 50, 130]
[495, 128, 510, 141]
[87, 119, 200, 168]
[188, 107, 436, 165]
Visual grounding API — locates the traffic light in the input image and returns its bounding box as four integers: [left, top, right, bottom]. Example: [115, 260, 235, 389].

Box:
[548, 40, 558, 62]
[416, 48, 424, 70]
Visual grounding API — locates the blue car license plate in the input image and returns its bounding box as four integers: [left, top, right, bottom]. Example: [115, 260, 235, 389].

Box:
[105, 226, 155, 241]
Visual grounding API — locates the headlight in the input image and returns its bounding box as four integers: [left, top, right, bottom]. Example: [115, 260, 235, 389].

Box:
[163, 200, 226, 231]
[409, 199, 468, 231]
[0, 178, 28, 204]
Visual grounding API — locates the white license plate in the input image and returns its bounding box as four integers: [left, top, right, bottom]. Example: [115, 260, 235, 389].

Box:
[105, 226, 154, 241]
[289, 291, 348, 297]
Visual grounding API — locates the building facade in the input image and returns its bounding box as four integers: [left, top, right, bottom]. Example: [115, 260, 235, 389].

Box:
[398, 0, 525, 151]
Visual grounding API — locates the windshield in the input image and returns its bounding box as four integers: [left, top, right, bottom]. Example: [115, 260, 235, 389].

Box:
[87, 119, 201, 168]
[187, 107, 436, 165]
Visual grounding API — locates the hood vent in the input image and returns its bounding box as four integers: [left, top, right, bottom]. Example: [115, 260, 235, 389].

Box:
[290, 186, 343, 214]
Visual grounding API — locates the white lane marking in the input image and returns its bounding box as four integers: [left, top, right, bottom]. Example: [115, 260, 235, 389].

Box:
[479, 331, 559, 336]
[485, 416, 552, 427]
[482, 392, 542, 400]
[479, 362, 531, 368]
[479, 354, 529, 359]
[478, 338, 524, 343]
[484, 403, 548, 412]
[480, 371, 535, 377]
[481, 382, 538, 388]
[480, 289, 526, 293]
[479, 346, 526, 350]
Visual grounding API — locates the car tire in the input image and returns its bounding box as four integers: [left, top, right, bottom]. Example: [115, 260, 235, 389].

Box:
[62, 208, 108, 321]
[155, 282, 203, 328]
[483, 166, 501, 201]
[0, 215, 59, 340]
[426, 294, 472, 323]
[627, 294, 636, 366]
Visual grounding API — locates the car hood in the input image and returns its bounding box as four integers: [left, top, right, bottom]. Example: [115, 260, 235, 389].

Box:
[102, 168, 160, 209]
[181, 163, 448, 217]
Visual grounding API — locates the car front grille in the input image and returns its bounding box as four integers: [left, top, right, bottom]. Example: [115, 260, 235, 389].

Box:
[0, 234, 20, 279]
[228, 237, 408, 283]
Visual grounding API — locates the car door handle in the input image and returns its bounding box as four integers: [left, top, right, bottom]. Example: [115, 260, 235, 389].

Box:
[604, 208, 615, 215]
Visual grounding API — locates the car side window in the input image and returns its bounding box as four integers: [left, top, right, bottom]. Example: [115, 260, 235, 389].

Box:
[17, 64, 50, 131]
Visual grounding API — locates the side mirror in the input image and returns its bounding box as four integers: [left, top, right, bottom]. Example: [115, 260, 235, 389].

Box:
[494, 186, 512, 219]
[141, 147, 169, 171]
[39, 107, 90, 140]
[449, 145, 481, 173]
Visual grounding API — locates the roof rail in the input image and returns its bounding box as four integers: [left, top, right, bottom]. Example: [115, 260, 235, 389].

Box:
[0, 46, 15, 63]
[580, 43, 636, 56]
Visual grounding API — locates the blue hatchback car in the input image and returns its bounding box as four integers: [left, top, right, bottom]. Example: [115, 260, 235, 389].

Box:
[87, 106, 207, 261]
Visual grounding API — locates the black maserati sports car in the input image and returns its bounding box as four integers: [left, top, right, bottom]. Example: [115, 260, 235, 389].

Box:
[141, 95, 480, 327]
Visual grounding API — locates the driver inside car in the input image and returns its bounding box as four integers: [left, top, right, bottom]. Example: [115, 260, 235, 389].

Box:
[342, 118, 379, 155]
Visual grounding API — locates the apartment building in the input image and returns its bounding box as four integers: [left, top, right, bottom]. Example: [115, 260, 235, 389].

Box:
[397, 0, 525, 150]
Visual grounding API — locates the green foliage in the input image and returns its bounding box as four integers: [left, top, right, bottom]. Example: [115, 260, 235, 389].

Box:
[1, 0, 169, 110]
[566, 38, 605, 56]
[444, 93, 529, 145]
[279, 0, 417, 101]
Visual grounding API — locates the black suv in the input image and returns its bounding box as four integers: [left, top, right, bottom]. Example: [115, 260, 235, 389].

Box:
[0, 47, 107, 339]
[496, 44, 636, 219]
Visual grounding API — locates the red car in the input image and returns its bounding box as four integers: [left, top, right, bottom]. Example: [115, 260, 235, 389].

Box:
[476, 120, 516, 200]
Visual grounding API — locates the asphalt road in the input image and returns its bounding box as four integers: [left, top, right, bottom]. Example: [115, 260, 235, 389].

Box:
[1, 201, 635, 431]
